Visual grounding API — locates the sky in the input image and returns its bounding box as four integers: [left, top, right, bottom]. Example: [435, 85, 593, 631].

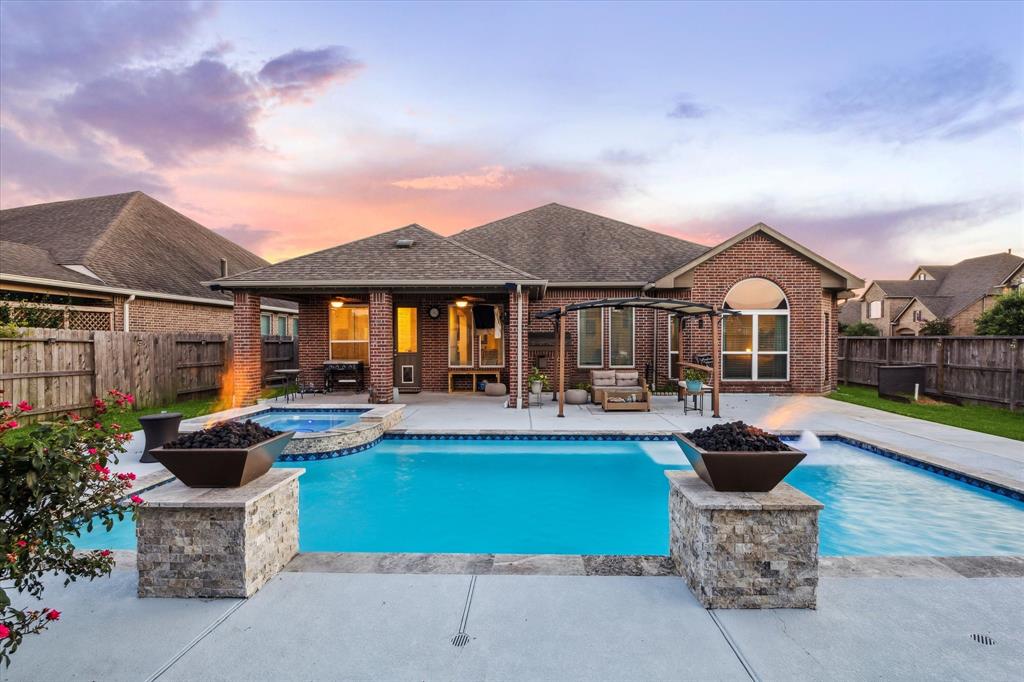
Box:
[1, 0, 1022, 282]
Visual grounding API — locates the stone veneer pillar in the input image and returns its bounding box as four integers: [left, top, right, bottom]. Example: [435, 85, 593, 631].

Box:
[666, 471, 822, 609]
[232, 291, 262, 408]
[137, 469, 303, 598]
[368, 289, 394, 403]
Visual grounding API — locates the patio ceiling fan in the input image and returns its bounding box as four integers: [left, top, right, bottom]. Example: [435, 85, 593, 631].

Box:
[329, 296, 361, 308]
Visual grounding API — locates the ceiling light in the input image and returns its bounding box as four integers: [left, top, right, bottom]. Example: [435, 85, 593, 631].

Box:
[455, 299, 468, 308]
[330, 300, 345, 308]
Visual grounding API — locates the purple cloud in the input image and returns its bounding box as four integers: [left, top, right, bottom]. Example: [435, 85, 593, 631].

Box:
[214, 223, 279, 253]
[667, 96, 709, 119]
[0, 0, 215, 90]
[258, 46, 362, 100]
[59, 58, 261, 164]
[806, 51, 1020, 140]
[0, 126, 168, 204]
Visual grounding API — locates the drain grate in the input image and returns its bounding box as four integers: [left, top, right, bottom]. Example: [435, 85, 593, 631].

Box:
[970, 634, 995, 646]
[451, 633, 471, 647]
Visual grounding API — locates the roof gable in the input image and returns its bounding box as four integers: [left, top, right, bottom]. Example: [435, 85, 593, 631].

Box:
[452, 203, 710, 284]
[213, 223, 543, 286]
[653, 222, 864, 290]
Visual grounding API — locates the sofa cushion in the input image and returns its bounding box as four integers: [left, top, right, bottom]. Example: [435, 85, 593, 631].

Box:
[592, 370, 616, 387]
[615, 371, 639, 386]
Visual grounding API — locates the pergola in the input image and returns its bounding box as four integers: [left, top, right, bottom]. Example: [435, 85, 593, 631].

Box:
[535, 297, 736, 418]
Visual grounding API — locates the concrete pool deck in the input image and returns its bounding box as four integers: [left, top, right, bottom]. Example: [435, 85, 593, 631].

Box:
[9, 563, 1023, 681]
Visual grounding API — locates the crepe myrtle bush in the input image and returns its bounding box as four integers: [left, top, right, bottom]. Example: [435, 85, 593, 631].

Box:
[0, 390, 141, 666]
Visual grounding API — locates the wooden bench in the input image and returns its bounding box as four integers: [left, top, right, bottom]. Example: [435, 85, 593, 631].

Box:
[448, 369, 501, 393]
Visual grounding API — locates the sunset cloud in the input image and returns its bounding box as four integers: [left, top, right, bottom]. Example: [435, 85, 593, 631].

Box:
[259, 46, 362, 101]
[392, 166, 514, 190]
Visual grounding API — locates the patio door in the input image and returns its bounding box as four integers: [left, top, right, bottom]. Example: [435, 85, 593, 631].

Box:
[394, 306, 421, 392]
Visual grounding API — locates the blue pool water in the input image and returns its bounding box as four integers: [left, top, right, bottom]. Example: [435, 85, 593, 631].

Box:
[244, 409, 366, 432]
[77, 438, 1024, 556]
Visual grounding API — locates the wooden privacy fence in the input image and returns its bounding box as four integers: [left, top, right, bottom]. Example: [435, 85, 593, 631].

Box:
[0, 329, 297, 419]
[838, 336, 1023, 410]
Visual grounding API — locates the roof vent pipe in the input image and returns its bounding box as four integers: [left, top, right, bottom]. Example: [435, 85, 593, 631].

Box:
[220, 258, 228, 277]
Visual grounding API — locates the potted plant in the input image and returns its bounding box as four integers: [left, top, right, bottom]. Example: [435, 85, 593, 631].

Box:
[528, 367, 547, 395]
[564, 382, 590, 405]
[683, 368, 705, 394]
[673, 421, 805, 492]
[150, 421, 295, 488]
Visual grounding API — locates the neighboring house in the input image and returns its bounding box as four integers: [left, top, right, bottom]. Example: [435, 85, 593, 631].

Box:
[0, 192, 297, 334]
[210, 203, 863, 407]
[850, 252, 1023, 336]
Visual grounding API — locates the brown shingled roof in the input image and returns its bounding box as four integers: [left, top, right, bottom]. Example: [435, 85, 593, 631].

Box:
[214, 223, 543, 286]
[452, 203, 710, 283]
[1, 192, 295, 309]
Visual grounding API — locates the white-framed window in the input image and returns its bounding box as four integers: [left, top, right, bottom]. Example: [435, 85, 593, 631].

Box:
[722, 278, 789, 381]
[917, 273, 927, 280]
[609, 307, 634, 367]
[260, 314, 271, 336]
[912, 310, 922, 322]
[478, 305, 505, 367]
[448, 304, 473, 367]
[868, 300, 882, 319]
[276, 315, 287, 336]
[577, 308, 603, 367]
[291, 317, 299, 337]
[329, 304, 369, 363]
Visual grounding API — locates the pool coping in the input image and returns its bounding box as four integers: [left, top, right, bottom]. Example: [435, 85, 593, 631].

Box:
[99, 550, 1024, 579]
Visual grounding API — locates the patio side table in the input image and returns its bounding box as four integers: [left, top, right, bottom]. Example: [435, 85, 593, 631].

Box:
[138, 412, 182, 464]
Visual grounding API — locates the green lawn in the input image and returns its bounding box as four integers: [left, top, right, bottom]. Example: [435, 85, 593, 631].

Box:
[828, 384, 1024, 442]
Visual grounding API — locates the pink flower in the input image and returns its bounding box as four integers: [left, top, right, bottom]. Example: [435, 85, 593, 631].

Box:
[88, 448, 97, 455]
[100, 549, 112, 557]
[0, 623, 9, 639]
[16, 400, 32, 412]
[4, 420, 17, 429]
[0, 400, 11, 409]
[69, 412, 81, 421]
[93, 422, 102, 429]
[111, 423, 121, 431]
[45, 610, 61, 621]
[128, 472, 136, 480]
[16, 540, 27, 548]
[130, 495, 144, 505]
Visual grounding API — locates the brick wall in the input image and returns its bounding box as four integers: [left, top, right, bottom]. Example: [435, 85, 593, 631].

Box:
[507, 288, 529, 407]
[298, 295, 330, 389]
[112, 295, 234, 333]
[685, 232, 834, 394]
[368, 289, 394, 403]
[951, 295, 998, 335]
[232, 291, 262, 407]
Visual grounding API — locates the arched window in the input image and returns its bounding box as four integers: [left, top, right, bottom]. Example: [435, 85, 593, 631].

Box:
[722, 278, 789, 381]
[868, 300, 882, 319]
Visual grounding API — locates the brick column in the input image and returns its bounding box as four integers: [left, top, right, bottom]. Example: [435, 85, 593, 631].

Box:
[232, 291, 262, 407]
[506, 287, 530, 408]
[368, 289, 394, 403]
[298, 295, 329, 390]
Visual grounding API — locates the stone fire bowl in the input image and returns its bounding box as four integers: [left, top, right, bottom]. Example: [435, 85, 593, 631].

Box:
[150, 431, 296, 488]
[672, 433, 805, 493]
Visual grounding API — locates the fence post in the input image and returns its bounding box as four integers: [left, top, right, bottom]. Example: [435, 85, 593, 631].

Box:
[935, 338, 945, 396]
[1009, 339, 1018, 412]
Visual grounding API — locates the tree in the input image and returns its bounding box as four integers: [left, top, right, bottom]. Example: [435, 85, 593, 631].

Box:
[840, 322, 880, 336]
[1, 391, 140, 666]
[975, 292, 1024, 336]
[919, 318, 952, 336]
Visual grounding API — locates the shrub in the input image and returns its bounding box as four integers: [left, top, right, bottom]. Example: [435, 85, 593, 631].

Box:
[0, 390, 139, 666]
[919, 318, 953, 336]
[975, 292, 1024, 336]
[840, 322, 880, 336]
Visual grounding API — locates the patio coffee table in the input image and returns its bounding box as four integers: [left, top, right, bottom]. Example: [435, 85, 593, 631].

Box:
[600, 387, 650, 412]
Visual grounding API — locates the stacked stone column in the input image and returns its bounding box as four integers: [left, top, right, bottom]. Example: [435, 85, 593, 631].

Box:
[368, 289, 394, 403]
[232, 291, 262, 407]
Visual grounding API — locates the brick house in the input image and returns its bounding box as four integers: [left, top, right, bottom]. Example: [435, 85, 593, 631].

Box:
[0, 192, 296, 333]
[212, 204, 861, 407]
[846, 251, 1022, 336]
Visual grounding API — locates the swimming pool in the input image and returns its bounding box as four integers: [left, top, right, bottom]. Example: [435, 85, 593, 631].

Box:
[243, 408, 368, 432]
[77, 436, 1024, 556]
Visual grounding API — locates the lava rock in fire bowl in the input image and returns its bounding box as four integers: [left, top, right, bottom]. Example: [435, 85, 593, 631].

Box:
[150, 421, 295, 488]
[673, 421, 805, 492]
